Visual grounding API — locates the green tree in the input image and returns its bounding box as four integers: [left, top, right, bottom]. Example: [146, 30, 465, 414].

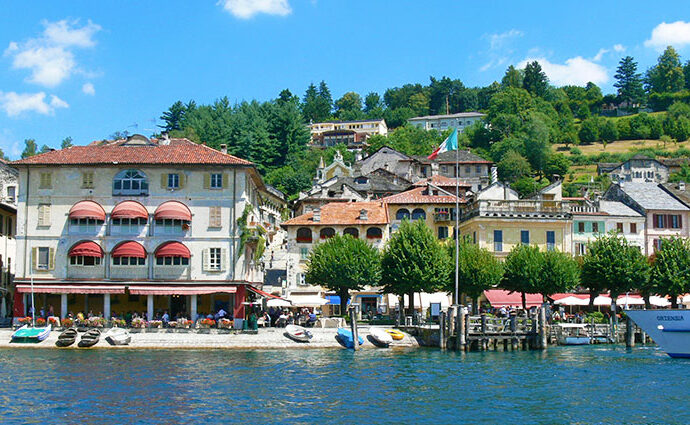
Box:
[544, 153, 571, 180]
[21, 138, 38, 159]
[305, 235, 381, 313]
[578, 117, 600, 143]
[599, 119, 619, 143]
[614, 56, 645, 106]
[160, 100, 188, 132]
[301, 83, 321, 123]
[539, 250, 580, 299]
[650, 237, 690, 308]
[501, 244, 543, 309]
[334, 91, 364, 120]
[446, 237, 503, 303]
[60, 136, 73, 149]
[381, 220, 450, 315]
[581, 233, 650, 310]
[645, 46, 686, 94]
[497, 150, 532, 183]
[363, 92, 384, 118]
[522, 61, 549, 97]
[501, 65, 523, 89]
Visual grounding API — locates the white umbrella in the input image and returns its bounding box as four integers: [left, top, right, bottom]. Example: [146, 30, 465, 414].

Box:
[616, 295, 645, 306]
[554, 296, 589, 306]
[593, 295, 613, 306]
[267, 298, 292, 307]
[288, 295, 328, 307]
[681, 295, 690, 306]
[650, 296, 671, 307]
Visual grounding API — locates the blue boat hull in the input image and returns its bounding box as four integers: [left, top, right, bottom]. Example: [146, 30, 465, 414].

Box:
[337, 327, 364, 348]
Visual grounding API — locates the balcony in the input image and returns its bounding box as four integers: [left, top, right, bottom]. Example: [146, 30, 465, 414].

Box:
[464, 200, 570, 220]
[433, 208, 457, 222]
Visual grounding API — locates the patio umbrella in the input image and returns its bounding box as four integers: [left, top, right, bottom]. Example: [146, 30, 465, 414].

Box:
[593, 295, 613, 306]
[616, 295, 645, 307]
[554, 296, 589, 306]
[649, 296, 671, 307]
[266, 298, 292, 307]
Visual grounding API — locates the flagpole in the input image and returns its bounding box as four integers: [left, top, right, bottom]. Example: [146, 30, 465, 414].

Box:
[454, 130, 459, 307]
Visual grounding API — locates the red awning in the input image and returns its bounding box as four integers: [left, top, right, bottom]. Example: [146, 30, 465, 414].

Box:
[111, 201, 149, 220]
[154, 201, 192, 221]
[15, 285, 125, 294]
[68, 241, 104, 257]
[68, 200, 106, 221]
[112, 241, 146, 258]
[484, 289, 543, 308]
[155, 241, 190, 258]
[247, 285, 282, 300]
[128, 286, 237, 295]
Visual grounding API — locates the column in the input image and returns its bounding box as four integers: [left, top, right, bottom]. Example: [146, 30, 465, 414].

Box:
[60, 294, 68, 319]
[147, 294, 154, 321]
[104, 293, 111, 319]
[191, 294, 198, 322]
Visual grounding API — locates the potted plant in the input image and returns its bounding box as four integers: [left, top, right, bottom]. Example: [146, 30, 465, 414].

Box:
[197, 318, 215, 333]
[62, 318, 74, 328]
[18, 316, 32, 326]
[131, 317, 146, 332]
[148, 320, 163, 329]
[48, 317, 60, 328]
[218, 318, 233, 332]
[111, 318, 126, 328]
[36, 318, 46, 327]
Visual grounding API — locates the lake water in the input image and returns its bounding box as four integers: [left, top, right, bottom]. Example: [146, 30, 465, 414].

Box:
[0, 345, 686, 424]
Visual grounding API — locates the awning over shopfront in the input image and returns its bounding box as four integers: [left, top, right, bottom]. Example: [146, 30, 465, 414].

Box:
[154, 201, 192, 221]
[112, 241, 146, 258]
[15, 284, 125, 294]
[128, 286, 237, 295]
[154, 242, 190, 258]
[483, 290, 542, 308]
[247, 286, 282, 300]
[111, 200, 149, 220]
[68, 241, 104, 257]
[69, 200, 106, 221]
[326, 295, 351, 305]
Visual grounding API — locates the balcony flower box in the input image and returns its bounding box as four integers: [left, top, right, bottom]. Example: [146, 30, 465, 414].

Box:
[296, 237, 312, 243]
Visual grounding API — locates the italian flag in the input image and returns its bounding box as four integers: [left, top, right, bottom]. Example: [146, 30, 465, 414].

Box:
[427, 128, 458, 160]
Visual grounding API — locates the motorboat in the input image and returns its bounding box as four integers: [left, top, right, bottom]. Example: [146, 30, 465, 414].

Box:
[285, 324, 313, 342]
[555, 323, 591, 345]
[105, 327, 131, 346]
[385, 329, 405, 341]
[626, 309, 690, 358]
[78, 329, 101, 348]
[369, 328, 394, 347]
[56, 328, 78, 347]
[12, 324, 51, 343]
[337, 327, 364, 349]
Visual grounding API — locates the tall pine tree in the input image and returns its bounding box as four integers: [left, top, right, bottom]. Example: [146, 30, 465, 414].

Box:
[613, 56, 645, 106]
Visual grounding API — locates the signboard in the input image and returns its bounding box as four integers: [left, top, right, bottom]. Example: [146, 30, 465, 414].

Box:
[430, 302, 441, 318]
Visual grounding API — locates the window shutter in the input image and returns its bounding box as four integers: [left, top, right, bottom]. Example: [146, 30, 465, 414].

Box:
[221, 248, 228, 272]
[161, 174, 167, 189]
[179, 174, 186, 189]
[203, 174, 210, 189]
[48, 248, 55, 270]
[202, 248, 209, 272]
[222, 173, 229, 189]
[31, 247, 37, 270]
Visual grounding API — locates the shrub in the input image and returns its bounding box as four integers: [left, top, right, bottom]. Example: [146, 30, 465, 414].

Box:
[585, 311, 606, 324]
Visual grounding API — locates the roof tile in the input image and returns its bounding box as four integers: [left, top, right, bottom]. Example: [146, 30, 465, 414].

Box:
[282, 201, 389, 226]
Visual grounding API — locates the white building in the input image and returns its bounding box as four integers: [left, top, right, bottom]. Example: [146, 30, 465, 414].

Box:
[407, 112, 485, 132]
[0, 160, 17, 320]
[308, 119, 388, 149]
[570, 200, 646, 255]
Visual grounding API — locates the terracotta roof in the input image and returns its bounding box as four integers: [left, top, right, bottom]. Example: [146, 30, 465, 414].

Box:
[11, 136, 252, 166]
[412, 175, 471, 188]
[381, 186, 465, 204]
[282, 201, 389, 226]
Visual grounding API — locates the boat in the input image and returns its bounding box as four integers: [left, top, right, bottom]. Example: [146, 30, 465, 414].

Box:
[105, 327, 131, 346]
[626, 309, 690, 358]
[369, 328, 394, 347]
[555, 323, 591, 345]
[11, 324, 51, 343]
[56, 328, 78, 347]
[385, 329, 405, 341]
[337, 327, 364, 348]
[78, 329, 101, 348]
[285, 324, 313, 342]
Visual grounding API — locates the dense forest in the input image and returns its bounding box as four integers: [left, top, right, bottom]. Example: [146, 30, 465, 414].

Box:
[21, 46, 690, 199]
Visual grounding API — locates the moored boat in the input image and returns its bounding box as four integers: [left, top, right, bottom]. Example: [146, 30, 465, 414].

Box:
[337, 327, 364, 349]
[56, 328, 78, 347]
[285, 324, 313, 342]
[626, 309, 690, 358]
[369, 328, 394, 347]
[385, 329, 404, 341]
[12, 324, 51, 343]
[555, 323, 591, 345]
[78, 329, 101, 348]
[105, 328, 131, 346]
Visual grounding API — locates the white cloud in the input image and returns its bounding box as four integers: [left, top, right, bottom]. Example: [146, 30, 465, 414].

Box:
[487, 29, 523, 50]
[219, 0, 291, 19]
[0, 91, 68, 117]
[480, 29, 523, 72]
[645, 21, 690, 50]
[4, 19, 101, 87]
[592, 48, 608, 62]
[613, 44, 625, 53]
[518, 56, 609, 86]
[82, 82, 95, 95]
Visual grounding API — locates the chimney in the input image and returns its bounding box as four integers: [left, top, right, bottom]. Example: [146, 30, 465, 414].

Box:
[359, 209, 368, 220]
[313, 207, 321, 222]
[220, 144, 228, 154]
[490, 166, 498, 184]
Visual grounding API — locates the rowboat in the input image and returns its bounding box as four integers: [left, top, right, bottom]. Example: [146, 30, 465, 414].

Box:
[385, 329, 405, 341]
[105, 327, 131, 346]
[337, 327, 364, 349]
[11, 324, 51, 343]
[369, 328, 394, 347]
[285, 324, 313, 342]
[56, 328, 78, 347]
[78, 329, 101, 348]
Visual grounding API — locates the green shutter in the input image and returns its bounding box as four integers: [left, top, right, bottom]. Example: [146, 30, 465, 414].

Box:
[161, 174, 167, 189]
[222, 173, 229, 189]
[203, 174, 210, 189]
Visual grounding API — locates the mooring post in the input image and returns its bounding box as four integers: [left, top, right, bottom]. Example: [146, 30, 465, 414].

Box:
[349, 306, 359, 351]
[439, 311, 447, 350]
[510, 312, 518, 350]
[480, 313, 487, 350]
[539, 306, 547, 349]
[448, 305, 457, 345]
[457, 306, 467, 350]
[625, 315, 635, 348]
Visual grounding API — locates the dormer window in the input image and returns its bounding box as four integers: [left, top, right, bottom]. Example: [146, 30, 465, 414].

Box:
[355, 177, 368, 185]
[113, 169, 148, 196]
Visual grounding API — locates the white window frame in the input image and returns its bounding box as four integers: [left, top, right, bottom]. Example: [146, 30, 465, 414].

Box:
[168, 173, 180, 189]
[70, 256, 101, 267]
[210, 173, 223, 189]
[112, 218, 146, 235]
[113, 257, 146, 266]
[113, 169, 148, 196]
[209, 248, 222, 271]
[70, 218, 102, 234]
[155, 218, 185, 235]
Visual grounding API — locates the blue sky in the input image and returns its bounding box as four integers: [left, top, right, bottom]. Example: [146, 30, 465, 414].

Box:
[1, 0, 690, 159]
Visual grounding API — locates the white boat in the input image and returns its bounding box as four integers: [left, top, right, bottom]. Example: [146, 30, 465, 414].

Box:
[11, 324, 51, 343]
[626, 309, 690, 358]
[369, 327, 394, 347]
[285, 324, 312, 342]
[555, 323, 591, 346]
[105, 327, 131, 346]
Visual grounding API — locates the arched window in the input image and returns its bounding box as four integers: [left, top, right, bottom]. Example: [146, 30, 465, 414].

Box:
[320, 227, 335, 239]
[344, 228, 359, 238]
[296, 228, 312, 243]
[367, 227, 383, 239]
[411, 208, 426, 220]
[113, 169, 148, 196]
[154, 241, 190, 266]
[396, 208, 410, 220]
